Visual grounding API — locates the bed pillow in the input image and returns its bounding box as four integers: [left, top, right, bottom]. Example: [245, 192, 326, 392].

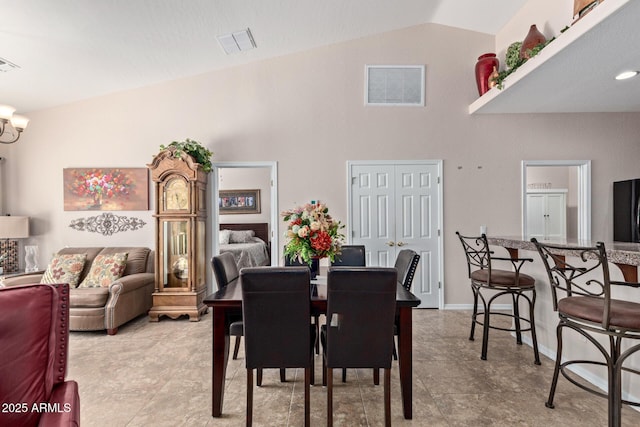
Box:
[219, 229, 232, 245]
[40, 253, 87, 288]
[229, 230, 255, 243]
[78, 253, 128, 288]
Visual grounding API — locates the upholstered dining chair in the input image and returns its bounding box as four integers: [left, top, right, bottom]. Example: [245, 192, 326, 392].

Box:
[395, 249, 420, 291]
[211, 252, 245, 360]
[241, 267, 315, 427]
[389, 249, 421, 361]
[532, 239, 640, 427]
[331, 245, 366, 267]
[0, 283, 80, 427]
[456, 232, 541, 364]
[322, 267, 397, 427]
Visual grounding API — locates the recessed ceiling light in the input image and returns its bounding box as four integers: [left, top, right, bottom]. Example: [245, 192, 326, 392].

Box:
[217, 28, 256, 55]
[615, 71, 639, 80]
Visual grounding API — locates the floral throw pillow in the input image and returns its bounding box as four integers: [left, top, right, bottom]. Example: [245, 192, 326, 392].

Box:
[78, 253, 128, 288]
[40, 254, 88, 288]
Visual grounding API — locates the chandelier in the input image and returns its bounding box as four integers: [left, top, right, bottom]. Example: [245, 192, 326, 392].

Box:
[0, 105, 29, 144]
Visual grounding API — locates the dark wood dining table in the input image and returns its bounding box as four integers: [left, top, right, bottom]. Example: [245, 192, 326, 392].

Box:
[203, 273, 421, 419]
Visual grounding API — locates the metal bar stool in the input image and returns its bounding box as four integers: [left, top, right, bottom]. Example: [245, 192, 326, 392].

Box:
[457, 232, 540, 364]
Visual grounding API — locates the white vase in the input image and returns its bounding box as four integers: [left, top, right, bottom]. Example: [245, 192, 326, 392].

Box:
[25, 245, 39, 273]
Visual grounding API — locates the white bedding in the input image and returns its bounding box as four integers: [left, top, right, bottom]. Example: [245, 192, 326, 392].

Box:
[220, 237, 270, 269]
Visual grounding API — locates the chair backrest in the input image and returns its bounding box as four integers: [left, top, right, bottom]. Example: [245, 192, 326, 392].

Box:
[325, 267, 397, 369]
[211, 252, 239, 290]
[456, 232, 492, 277]
[532, 238, 612, 328]
[331, 245, 366, 266]
[283, 245, 306, 266]
[394, 249, 420, 290]
[241, 267, 312, 369]
[0, 283, 70, 426]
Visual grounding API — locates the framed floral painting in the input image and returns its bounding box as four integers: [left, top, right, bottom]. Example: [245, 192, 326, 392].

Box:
[63, 168, 149, 211]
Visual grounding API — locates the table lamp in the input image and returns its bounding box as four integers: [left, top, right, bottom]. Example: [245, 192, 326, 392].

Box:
[0, 216, 30, 273]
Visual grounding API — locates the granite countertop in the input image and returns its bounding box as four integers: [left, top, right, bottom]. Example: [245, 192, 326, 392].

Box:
[487, 236, 640, 266]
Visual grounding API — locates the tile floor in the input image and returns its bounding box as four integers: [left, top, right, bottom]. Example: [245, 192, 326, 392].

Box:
[68, 309, 640, 426]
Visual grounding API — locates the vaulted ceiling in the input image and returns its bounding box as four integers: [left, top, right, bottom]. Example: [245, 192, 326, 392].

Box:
[0, 0, 527, 112]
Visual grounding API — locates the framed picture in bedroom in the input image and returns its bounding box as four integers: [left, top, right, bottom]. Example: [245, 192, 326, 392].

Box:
[219, 189, 261, 214]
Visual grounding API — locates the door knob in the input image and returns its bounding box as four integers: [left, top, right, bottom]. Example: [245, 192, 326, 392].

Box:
[397, 241, 406, 247]
[386, 241, 395, 246]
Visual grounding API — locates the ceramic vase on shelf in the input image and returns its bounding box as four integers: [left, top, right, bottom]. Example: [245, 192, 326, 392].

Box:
[520, 24, 546, 59]
[475, 53, 499, 96]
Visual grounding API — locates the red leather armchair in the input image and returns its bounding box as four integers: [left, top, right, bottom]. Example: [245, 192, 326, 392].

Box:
[0, 283, 80, 427]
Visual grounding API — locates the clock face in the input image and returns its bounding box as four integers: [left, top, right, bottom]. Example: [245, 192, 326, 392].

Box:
[165, 178, 189, 210]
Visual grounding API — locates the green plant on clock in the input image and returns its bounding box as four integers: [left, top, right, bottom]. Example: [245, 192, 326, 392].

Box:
[159, 138, 213, 173]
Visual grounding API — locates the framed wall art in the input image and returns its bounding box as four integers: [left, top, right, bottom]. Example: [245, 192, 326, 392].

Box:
[219, 189, 261, 214]
[63, 168, 149, 211]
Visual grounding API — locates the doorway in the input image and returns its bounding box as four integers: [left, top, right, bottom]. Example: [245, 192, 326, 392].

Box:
[211, 161, 279, 264]
[347, 160, 443, 308]
[521, 160, 591, 241]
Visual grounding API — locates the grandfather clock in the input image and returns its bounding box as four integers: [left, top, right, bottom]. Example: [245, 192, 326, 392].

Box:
[147, 147, 208, 321]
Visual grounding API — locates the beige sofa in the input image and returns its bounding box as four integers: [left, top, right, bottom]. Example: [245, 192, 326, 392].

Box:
[2, 247, 155, 335]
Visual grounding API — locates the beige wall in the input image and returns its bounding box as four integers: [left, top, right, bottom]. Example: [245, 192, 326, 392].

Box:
[2, 22, 640, 304]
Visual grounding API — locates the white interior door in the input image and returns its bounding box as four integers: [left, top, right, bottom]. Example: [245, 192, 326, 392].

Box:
[348, 161, 442, 308]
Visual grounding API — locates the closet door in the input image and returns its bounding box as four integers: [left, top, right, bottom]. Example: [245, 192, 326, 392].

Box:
[350, 161, 442, 308]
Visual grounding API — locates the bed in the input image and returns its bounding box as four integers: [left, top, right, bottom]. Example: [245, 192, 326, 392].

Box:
[219, 223, 271, 269]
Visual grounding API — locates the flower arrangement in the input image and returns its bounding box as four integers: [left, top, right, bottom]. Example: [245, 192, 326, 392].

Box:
[66, 168, 133, 204]
[282, 202, 345, 265]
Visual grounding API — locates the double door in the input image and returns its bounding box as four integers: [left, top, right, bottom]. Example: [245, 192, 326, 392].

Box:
[348, 161, 442, 308]
[526, 190, 567, 239]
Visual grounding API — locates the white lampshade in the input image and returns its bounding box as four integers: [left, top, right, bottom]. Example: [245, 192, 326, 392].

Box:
[0, 216, 29, 239]
[10, 114, 29, 131]
[0, 104, 16, 121]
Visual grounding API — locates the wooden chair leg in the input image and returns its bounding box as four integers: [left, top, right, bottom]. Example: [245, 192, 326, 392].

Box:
[257, 368, 263, 387]
[304, 367, 311, 427]
[233, 336, 241, 360]
[327, 367, 333, 427]
[384, 368, 391, 427]
[373, 368, 380, 385]
[342, 368, 347, 382]
[280, 368, 286, 382]
[246, 369, 253, 427]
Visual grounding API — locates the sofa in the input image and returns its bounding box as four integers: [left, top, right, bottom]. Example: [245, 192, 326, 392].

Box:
[2, 247, 155, 335]
[0, 283, 80, 427]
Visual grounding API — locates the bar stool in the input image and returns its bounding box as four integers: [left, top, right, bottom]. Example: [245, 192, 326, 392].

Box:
[456, 232, 540, 364]
[533, 239, 640, 427]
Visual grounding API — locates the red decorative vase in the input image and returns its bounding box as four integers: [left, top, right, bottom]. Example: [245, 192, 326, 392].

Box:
[520, 24, 547, 59]
[475, 53, 499, 96]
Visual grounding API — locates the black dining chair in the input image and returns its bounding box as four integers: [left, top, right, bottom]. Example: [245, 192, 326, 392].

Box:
[211, 253, 244, 360]
[392, 249, 420, 360]
[285, 248, 323, 356]
[456, 232, 541, 364]
[331, 245, 366, 267]
[321, 267, 397, 427]
[532, 239, 640, 427]
[241, 267, 315, 427]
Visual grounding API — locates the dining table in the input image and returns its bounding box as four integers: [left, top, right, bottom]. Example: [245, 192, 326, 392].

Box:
[203, 271, 422, 419]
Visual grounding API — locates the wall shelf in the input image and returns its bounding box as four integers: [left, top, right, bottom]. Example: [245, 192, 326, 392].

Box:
[469, 0, 640, 114]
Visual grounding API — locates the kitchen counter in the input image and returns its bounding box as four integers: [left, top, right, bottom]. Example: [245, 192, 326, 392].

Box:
[487, 236, 640, 281]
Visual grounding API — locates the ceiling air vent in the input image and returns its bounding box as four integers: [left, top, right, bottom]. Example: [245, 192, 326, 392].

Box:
[365, 65, 425, 106]
[0, 57, 19, 73]
[217, 28, 256, 55]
